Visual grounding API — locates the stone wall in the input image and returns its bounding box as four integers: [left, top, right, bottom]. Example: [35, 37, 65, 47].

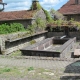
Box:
[59, 37, 76, 58]
[0, 19, 32, 29]
[47, 32, 64, 38]
[65, 14, 80, 21]
[0, 31, 47, 54]
[21, 37, 76, 58]
[0, 9, 46, 29]
[31, 9, 46, 28]
[33, 9, 46, 21]
[47, 32, 80, 40]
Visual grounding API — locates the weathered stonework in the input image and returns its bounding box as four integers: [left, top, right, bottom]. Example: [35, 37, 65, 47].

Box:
[21, 37, 76, 58]
[0, 9, 46, 29]
[47, 32, 80, 40]
[0, 31, 47, 54]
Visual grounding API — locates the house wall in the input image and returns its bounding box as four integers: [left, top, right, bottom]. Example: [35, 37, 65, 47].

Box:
[0, 19, 32, 29]
[65, 14, 80, 21]
[32, 9, 46, 24]
[47, 32, 80, 40]
[0, 9, 46, 29]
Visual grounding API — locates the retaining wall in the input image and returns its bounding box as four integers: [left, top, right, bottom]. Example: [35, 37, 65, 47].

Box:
[21, 37, 76, 58]
[0, 31, 47, 54]
[47, 32, 80, 40]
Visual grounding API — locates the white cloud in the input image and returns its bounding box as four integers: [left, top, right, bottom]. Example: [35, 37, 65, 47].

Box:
[40, 0, 65, 10]
[4, 0, 31, 11]
[3, 0, 68, 11]
[41, 0, 64, 5]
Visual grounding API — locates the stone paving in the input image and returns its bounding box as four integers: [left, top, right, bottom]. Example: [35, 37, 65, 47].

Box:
[0, 56, 80, 80]
[0, 57, 73, 69]
[0, 42, 80, 80]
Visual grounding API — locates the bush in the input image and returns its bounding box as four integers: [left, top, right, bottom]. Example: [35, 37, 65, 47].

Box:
[0, 23, 25, 34]
[36, 18, 46, 30]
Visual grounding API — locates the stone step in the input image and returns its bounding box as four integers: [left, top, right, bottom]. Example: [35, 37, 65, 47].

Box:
[74, 49, 80, 57]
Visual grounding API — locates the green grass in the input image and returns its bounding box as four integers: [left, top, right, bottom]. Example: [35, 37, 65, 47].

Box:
[0, 67, 11, 74]
[9, 50, 22, 57]
[0, 66, 28, 78]
[28, 67, 34, 71]
[0, 66, 61, 80]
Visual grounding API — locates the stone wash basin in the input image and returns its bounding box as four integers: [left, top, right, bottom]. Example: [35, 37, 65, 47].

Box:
[20, 37, 76, 58]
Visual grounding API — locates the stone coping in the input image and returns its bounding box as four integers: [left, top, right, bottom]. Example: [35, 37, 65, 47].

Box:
[6, 31, 47, 42]
[57, 37, 76, 53]
[21, 37, 76, 55]
[21, 37, 69, 53]
[21, 37, 54, 50]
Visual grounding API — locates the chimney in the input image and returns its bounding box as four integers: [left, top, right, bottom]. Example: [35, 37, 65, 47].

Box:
[32, 0, 39, 10]
[30, 0, 42, 10]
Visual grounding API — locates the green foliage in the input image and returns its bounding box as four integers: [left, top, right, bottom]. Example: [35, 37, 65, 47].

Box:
[28, 67, 34, 71]
[69, 18, 75, 25]
[75, 22, 80, 29]
[56, 19, 63, 26]
[36, 2, 42, 10]
[44, 10, 53, 22]
[69, 18, 74, 22]
[0, 67, 11, 74]
[10, 50, 22, 57]
[30, 1, 42, 10]
[26, 24, 36, 35]
[3, 68, 11, 72]
[36, 18, 46, 30]
[0, 23, 25, 34]
[26, 18, 46, 35]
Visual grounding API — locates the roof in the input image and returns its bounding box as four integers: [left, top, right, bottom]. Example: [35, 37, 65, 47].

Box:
[58, 0, 80, 15]
[0, 10, 36, 21]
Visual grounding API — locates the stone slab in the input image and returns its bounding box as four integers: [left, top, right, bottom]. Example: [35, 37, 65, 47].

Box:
[74, 49, 80, 56]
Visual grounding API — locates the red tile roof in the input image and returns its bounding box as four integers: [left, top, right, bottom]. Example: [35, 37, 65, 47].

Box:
[58, 0, 80, 15]
[0, 10, 36, 21]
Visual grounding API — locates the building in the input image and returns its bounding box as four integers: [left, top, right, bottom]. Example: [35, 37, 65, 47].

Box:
[58, 0, 80, 21]
[0, 0, 46, 28]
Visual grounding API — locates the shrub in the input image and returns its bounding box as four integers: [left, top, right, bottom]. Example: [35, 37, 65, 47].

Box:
[44, 9, 53, 22]
[26, 24, 35, 35]
[0, 23, 25, 34]
[36, 18, 46, 30]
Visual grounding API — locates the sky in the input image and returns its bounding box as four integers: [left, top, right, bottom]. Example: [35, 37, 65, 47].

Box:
[2, 0, 69, 11]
